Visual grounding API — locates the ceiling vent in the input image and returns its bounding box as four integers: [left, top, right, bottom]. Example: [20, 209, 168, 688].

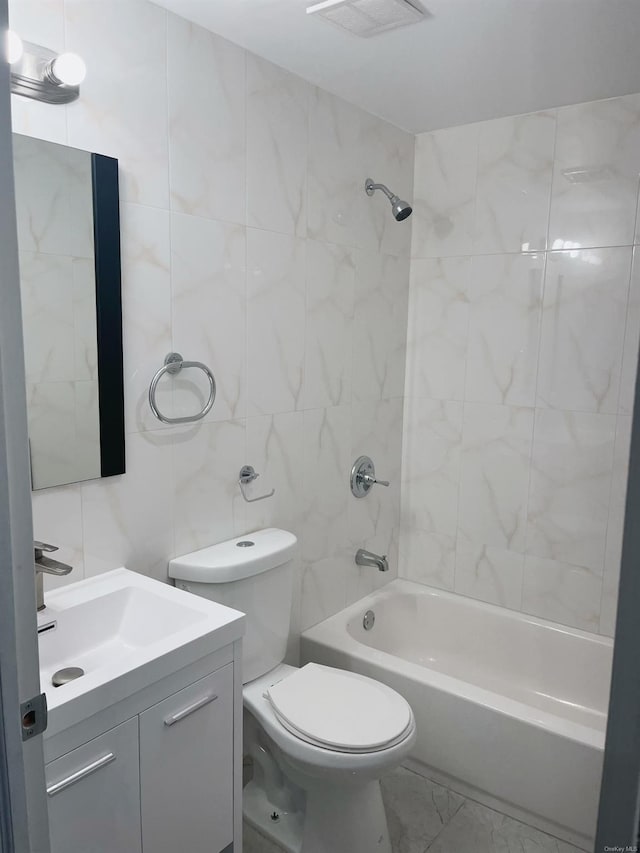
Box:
[306, 0, 427, 38]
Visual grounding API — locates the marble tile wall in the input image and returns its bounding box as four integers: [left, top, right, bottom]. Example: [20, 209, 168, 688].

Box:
[11, 0, 414, 653]
[14, 0, 634, 645]
[401, 94, 640, 636]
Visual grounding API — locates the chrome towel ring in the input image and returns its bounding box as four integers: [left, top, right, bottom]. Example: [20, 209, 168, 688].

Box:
[149, 352, 216, 425]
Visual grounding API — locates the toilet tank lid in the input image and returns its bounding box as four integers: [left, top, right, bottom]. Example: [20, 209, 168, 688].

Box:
[168, 528, 298, 584]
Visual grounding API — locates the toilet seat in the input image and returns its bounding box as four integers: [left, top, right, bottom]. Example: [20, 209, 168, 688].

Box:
[265, 663, 413, 753]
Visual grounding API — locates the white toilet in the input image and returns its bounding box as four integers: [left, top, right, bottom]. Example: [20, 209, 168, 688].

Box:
[169, 528, 416, 853]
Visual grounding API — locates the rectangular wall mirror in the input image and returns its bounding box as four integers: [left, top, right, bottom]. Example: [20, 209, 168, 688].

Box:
[13, 134, 124, 490]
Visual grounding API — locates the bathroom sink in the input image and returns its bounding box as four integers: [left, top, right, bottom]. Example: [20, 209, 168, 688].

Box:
[37, 568, 245, 736]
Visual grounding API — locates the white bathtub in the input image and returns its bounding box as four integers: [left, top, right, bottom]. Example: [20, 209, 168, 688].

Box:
[300, 579, 613, 849]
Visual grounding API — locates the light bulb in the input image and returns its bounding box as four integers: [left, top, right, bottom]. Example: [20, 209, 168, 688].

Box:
[6, 30, 23, 65]
[50, 52, 86, 86]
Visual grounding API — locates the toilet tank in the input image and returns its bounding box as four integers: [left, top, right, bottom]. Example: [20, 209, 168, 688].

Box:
[169, 528, 297, 683]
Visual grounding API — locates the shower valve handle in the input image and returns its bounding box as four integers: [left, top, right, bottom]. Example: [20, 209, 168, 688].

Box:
[350, 456, 391, 498]
[362, 473, 389, 488]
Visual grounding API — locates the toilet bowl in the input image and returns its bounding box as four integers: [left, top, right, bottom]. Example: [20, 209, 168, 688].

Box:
[169, 529, 416, 853]
[246, 663, 416, 781]
[244, 663, 416, 853]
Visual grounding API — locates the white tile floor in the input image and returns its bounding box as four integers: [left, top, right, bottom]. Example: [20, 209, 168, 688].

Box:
[244, 823, 285, 853]
[242, 766, 587, 853]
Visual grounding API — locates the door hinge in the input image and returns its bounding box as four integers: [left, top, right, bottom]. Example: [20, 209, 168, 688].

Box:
[20, 692, 47, 741]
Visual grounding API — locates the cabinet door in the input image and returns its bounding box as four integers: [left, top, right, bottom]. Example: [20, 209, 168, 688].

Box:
[45, 717, 142, 853]
[140, 665, 234, 853]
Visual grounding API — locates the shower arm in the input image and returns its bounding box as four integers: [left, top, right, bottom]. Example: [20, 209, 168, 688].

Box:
[365, 179, 396, 201]
[365, 177, 412, 222]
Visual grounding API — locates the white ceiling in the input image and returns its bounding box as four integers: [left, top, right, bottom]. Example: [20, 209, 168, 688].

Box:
[153, 0, 640, 133]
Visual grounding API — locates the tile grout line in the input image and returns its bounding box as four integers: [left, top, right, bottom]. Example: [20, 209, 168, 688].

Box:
[518, 107, 559, 611]
[519, 247, 549, 612]
[453, 252, 474, 596]
[423, 797, 467, 852]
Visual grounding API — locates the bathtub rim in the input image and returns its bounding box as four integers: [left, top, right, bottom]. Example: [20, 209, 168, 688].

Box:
[301, 578, 612, 751]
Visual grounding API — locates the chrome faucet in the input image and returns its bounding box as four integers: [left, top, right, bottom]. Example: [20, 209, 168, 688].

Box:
[355, 548, 389, 572]
[34, 541, 73, 611]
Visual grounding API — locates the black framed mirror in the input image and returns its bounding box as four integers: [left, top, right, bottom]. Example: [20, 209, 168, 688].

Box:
[12, 134, 124, 489]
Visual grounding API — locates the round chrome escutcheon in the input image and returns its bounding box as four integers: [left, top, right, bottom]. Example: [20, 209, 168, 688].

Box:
[363, 609, 375, 631]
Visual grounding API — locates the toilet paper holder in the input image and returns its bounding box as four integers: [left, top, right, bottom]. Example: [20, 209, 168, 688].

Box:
[238, 465, 276, 503]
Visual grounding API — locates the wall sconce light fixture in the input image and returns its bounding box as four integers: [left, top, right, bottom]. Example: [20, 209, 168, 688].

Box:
[7, 32, 86, 104]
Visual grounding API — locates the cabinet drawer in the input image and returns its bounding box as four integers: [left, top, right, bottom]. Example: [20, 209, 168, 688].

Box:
[45, 717, 142, 853]
[140, 664, 234, 853]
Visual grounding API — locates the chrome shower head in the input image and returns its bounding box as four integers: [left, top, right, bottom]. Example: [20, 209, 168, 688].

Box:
[390, 197, 413, 222]
[365, 178, 413, 221]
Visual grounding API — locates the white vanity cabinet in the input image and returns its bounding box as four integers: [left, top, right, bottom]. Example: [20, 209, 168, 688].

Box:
[140, 665, 234, 853]
[40, 570, 243, 853]
[46, 717, 142, 853]
[44, 652, 240, 853]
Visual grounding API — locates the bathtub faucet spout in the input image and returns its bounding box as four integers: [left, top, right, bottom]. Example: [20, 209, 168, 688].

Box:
[355, 548, 389, 572]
